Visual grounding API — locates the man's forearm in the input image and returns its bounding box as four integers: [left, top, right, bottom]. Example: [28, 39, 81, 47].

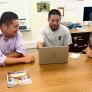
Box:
[4, 54, 35, 65]
[4, 57, 24, 65]
[6, 51, 23, 58]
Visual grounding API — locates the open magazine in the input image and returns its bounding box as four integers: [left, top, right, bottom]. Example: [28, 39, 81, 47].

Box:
[7, 70, 32, 88]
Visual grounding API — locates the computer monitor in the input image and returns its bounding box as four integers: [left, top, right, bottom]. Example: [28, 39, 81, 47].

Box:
[83, 7, 92, 21]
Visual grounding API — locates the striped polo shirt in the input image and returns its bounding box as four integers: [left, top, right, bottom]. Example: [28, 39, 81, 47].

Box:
[0, 30, 25, 65]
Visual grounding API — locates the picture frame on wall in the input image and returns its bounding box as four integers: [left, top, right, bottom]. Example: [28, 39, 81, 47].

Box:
[58, 7, 64, 16]
[37, 1, 50, 12]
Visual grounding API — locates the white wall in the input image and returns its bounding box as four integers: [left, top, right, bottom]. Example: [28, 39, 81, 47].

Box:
[23, 0, 92, 48]
[0, 0, 33, 48]
[1, 0, 92, 48]
[0, 0, 31, 28]
[22, 0, 59, 48]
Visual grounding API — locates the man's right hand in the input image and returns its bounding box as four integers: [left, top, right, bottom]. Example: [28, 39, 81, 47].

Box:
[37, 42, 44, 49]
[23, 55, 35, 63]
[85, 46, 92, 58]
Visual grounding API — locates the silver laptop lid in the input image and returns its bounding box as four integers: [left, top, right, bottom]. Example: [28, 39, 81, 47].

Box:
[39, 46, 69, 64]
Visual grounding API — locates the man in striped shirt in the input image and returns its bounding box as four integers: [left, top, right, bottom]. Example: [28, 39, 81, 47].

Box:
[0, 11, 34, 66]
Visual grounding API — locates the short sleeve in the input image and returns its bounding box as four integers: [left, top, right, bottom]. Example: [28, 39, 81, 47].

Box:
[63, 27, 72, 46]
[15, 31, 26, 55]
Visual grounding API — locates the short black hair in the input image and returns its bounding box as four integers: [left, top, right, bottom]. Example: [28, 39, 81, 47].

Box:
[0, 11, 18, 26]
[48, 9, 61, 19]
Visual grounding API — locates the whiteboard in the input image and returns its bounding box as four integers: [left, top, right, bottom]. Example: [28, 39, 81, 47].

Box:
[0, 0, 31, 29]
[0, 0, 30, 19]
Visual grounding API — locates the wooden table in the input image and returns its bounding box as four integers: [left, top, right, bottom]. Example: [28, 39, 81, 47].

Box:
[0, 53, 92, 92]
[70, 25, 92, 33]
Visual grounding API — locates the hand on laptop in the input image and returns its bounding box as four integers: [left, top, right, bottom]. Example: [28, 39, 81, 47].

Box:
[23, 55, 35, 63]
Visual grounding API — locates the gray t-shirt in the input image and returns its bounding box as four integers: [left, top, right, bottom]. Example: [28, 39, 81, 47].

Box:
[38, 24, 72, 47]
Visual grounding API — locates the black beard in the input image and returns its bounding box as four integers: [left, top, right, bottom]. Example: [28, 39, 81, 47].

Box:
[50, 26, 59, 31]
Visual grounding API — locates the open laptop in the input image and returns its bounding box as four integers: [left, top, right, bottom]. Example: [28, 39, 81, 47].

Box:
[39, 46, 69, 64]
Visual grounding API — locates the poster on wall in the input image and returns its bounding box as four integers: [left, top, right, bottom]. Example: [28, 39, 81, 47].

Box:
[0, 0, 7, 3]
[37, 1, 50, 12]
[64, 0, 84, 10]
[58, 7, 64, 16]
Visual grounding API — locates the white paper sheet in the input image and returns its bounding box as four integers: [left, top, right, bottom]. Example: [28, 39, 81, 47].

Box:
[70, 53, 80, 58]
